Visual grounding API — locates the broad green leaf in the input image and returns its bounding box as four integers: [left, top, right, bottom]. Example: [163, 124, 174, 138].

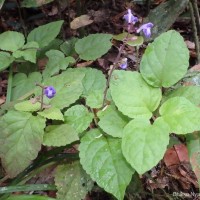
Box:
[163, 86, 200, 106]
[79, 129, 134, 200]
[122, 118, 169, 174]
[55, 162, 93, 200]
[64, 105, 93, 133]
[38, 107, 64, 121]
[7, 195, 55, 200]
[60, 38, 78, 56]
[0, 31, 25, 51]
[27, 21, 64, 48]
[159, 97, 200, 134]
[97, 105, 129, 138]
[186, 132, 200, 186]
[39, 69, 84, 109]
[0, 110, 45, 177]
[14, 100, 41, 112]
[43, 124, 79, 147]
[0, 52, 14, 72]
[75, 34, 112, 60]
[77, 68, 106, 108]
[13, 42, 39, 63]
[43, 50, 75, 79]
[21, 0, 54, 7]
[140, 30, 189, 87]
[110, 70, 162, 119]
[113, 32, 144, 46]
[12, 72, 42, 100]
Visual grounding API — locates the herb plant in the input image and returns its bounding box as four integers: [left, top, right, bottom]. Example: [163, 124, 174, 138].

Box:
[0, 8, 199, 200]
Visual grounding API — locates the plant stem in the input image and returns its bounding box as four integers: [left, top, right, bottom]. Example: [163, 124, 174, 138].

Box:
[6, 66, 13, 104]
[35, 83, 45, 111]
[0, 184, 56, 194]
[189, 1, 200, 63]
[102, 32, 130, 107]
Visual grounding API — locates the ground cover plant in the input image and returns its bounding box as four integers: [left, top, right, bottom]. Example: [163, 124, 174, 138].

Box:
[0, 1, 200, 200]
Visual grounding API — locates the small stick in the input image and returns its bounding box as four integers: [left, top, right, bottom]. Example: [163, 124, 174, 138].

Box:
[189, 1, 200, 63]
[191, 0, 200, 35]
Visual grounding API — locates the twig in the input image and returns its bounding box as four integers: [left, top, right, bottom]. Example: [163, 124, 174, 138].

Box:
[189, 1, 200, 63]
[190, 0, 200, 36]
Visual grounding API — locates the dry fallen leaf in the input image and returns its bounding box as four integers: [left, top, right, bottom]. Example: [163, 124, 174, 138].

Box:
[70, 15, 93, 29]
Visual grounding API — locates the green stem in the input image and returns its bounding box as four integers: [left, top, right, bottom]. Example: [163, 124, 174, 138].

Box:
[0, 184, 56, 194]
[6, 66, 13, 104]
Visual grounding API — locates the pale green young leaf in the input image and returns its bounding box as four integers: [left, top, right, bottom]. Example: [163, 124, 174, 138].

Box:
[60, 38, 78, 56]
[55, 162, 93, 200]
[14, 100, 40, 112]
[110, 70, 162, 119]
[43, 124, 79, 147]
[159, 97, 200, 134]
[0, 110, 46, 177]
[163, 86, 200, 106]
[13, 41, 39, 63]
[12, 72, 42, 100]
[79, 129, 134, 200]
[98, 105, 129, 138]
[27, 21, 64, 48]
[38, 107, 64, 121]
[140, 30, 189, 87]
[0, 52, 14, 72]
[64, 105, 93, 133]
[0, 31, 25, 51]
[75, 34, 112, 60]
[122, 118, 169, 174]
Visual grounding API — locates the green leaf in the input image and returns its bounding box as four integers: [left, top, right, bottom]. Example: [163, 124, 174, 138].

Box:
[110, 70, 162, 119]
[14, 100, 41, 112]
[159, 97, 200, 134]
[27, 21, 64, 48]
[113, 32, 144, 47]
[12, 72, 42, 100]
[43, 50, 75, 79]
[38, 107, 64, 121]
[13, 42, 39, 63]
[43, 124, 79, 147]
[97, 105, 129, 138]
[55, 162, 93, 200]
[60, 37, 78, 56]
[0, 31, 25, 51]
[0, 110, 45, 177]
[163, 86, 200, 106]
[79, 129, 134, 200]
[75, 34, 112, 60]
[39, 69, 84, 109]
[77, 68, 106, 108]
[122, 118, 169, 174]
[0, 52, 14, 72]
[140, 30, 189, 87]
[186, 132, 200, 186]
[64, 105, 93, 133]
[7, 195, 55, 200]
[21, 0, 54, 7]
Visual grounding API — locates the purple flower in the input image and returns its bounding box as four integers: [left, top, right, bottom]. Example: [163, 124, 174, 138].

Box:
[119, 58, 128, 69]
[44, 86, 56, 99]
[123, 9, 138, 24]
[137, 22, 154, 38]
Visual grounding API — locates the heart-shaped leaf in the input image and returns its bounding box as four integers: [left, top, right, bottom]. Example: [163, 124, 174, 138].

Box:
[122, 118, 169, 174]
